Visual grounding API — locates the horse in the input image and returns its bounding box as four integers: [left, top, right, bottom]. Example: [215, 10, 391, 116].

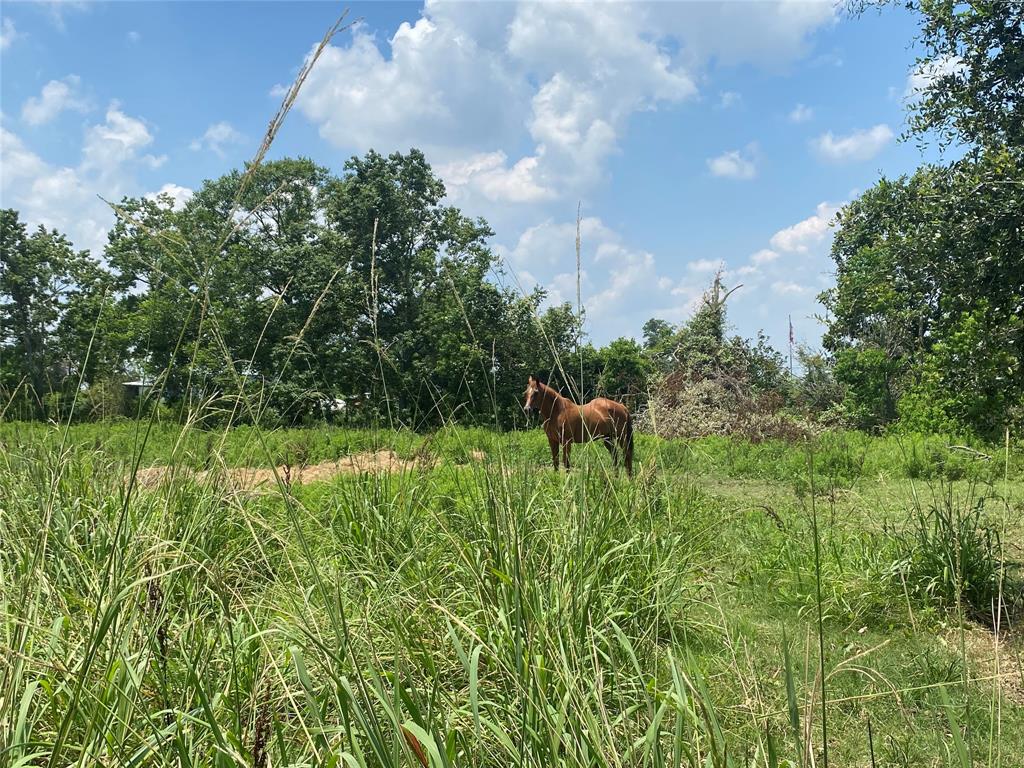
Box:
[523, 374, 634, 476]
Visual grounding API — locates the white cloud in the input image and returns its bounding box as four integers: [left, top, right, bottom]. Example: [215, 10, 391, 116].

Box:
[812, 124, 893, 162]
[127, 30, 141, 44]
[0, 128, 108, 256]
[904, 54, 965, 99]
[1, 105, 170, 256]
[771, 280, 813, 295]
[291, 0, 833, 208]
[292, 14, 528, 160]
[190, 121, 244, 157]
[499, 214, 704, 339]
[438, 151, 555, 204]
[502, 216, 619, 270]
[750, 248, 779, 265]
[718, 90, 742, 109]
[21, 76, 91, 125]
[506, 1, 697, 192]
[769, 201, 839, 254]
[41, 1, 90, 33]
[1, 16, 18, 49]
[145, 182, 193, 211]
[589, 250, 654, 305]
[648, 1, 838, 68]
[82, 104, 164, 176]
[789, 103, 813, 123]
[707, 146, 757, 179]
[687, 258, 721, 272]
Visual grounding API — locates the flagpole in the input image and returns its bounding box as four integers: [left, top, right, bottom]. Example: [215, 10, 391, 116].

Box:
[788, 315, 793, 375]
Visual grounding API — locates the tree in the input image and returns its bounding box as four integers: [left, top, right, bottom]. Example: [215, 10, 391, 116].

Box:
[596, 337, 650, 404]
[890, 0, 1024, 150]
[54, 252, 127, 392]
[822, 148, 1023, 435]
[794, 346, 845, 416]
[641, 318, 677, 373]
[1, 210, 92, 415]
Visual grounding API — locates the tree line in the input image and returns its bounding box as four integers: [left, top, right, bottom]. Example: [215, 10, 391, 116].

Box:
[0, 144, 788, 430]
[2, 0, 1020, 439]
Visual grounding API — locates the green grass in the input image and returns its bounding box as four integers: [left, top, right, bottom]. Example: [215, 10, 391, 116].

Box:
[1, 421, 1022, 766]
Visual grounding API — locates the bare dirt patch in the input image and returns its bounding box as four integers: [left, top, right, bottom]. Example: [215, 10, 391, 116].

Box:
[130, 450, 437, 491]
[942, 625, 1024, 705]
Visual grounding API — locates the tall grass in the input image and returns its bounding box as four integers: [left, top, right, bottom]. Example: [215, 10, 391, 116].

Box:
[0, 430, 734, 766]
[2, 424, 1022, 766]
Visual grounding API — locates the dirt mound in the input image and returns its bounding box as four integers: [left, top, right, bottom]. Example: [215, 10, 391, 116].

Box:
[130, 450, 436, 491]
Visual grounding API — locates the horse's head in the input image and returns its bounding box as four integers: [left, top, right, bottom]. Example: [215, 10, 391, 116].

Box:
[523, 375, 542, 414]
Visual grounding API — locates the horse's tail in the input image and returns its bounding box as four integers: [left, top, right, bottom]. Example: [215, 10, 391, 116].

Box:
[623, 412, 634, 477]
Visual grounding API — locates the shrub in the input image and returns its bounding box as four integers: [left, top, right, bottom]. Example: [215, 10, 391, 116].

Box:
[892, 483, 1017, 622]
[636, 373, 820, 442]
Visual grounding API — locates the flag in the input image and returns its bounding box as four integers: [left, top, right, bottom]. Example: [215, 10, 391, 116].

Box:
[789, 316, 794, 346]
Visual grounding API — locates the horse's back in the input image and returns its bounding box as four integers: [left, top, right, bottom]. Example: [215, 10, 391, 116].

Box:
[594, 397, 625, 408]
[586, 397, 629, 418]
[580, 397, 630, 438]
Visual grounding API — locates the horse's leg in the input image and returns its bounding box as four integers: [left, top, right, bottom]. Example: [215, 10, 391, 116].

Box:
[562, 441, 571, 470]
[603, 436, 618, 468]
[549, 437, 560, 471]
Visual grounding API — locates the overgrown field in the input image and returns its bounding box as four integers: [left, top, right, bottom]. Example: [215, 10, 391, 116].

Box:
[2, 421, 1022, 766]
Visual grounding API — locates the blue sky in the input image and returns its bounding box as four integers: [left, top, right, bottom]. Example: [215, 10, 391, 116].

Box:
[1, 1, 946, 351]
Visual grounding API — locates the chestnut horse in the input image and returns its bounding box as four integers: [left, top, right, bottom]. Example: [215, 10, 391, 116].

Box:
[523, 375, 634, 476]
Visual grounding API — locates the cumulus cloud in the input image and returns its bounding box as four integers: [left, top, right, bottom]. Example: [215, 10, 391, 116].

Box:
[190, 121, 244, 157]
[1, 105, 168, 256]
[1, 126, 48, 183]
[437, 151, 555, 204]
[292, 14, 528, 162]
[750, 248, 779, 265]
[499, 215, 704, 339]
[707, 147, 757, 179]
[21, 76, 91, 125]
[769, 201, 839, 254]
[82, 104, 165, 175]
[649, 0, 837, 67]
[127, 30, 141, 44]
[502, 216, 618, 270]
[145, 182, 193, 211]
[1, 126, 106, 255]
[694, 200, 842, 349]
[789, 103, 813, 122]
[904, 54, 965, 99]
[290, 0, 834, 207]
[687, 258, 721, 272]
[812, 124, 892, 162]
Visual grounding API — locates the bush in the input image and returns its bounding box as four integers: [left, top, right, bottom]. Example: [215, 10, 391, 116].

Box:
[892, 483, 1016, 622]
[636, 374, 819, 442]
